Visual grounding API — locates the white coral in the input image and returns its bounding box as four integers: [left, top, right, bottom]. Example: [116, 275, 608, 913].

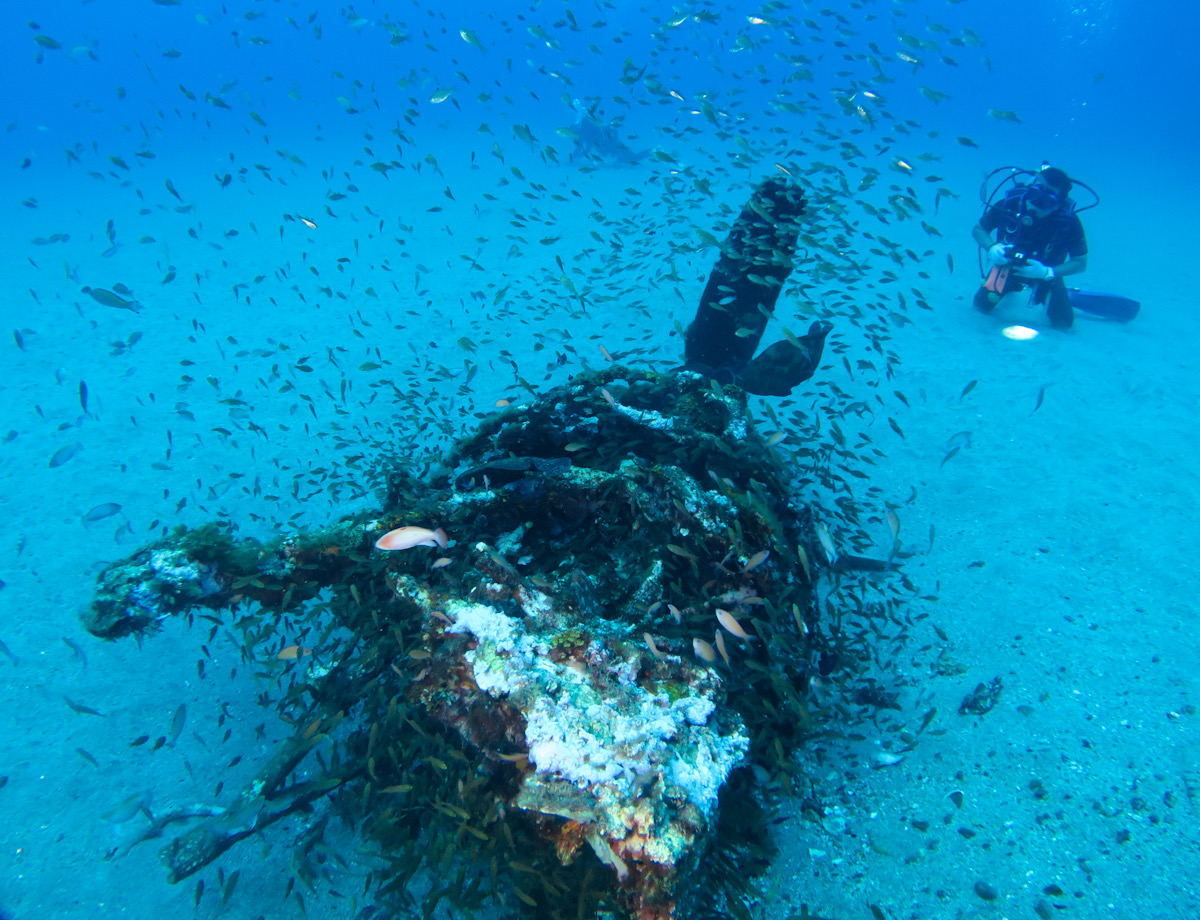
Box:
[444, 597, 746, 817]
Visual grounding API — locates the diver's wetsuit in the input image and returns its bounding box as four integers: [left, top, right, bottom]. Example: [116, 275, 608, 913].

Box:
[975, 191, 1088, 329]
[682, 177, 831, 396]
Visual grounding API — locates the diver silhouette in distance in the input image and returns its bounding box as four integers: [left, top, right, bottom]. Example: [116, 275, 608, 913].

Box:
[566, 98, 651, 166]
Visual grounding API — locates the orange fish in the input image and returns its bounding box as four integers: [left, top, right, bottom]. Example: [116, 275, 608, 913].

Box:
[716, 609, 753, 641]
[742, 550, 770, 572]
[645, 632, 666, 662]
[714, 630, 731, 666]
[815, 522, 837, 563]
[375, 526, 448, 551]
[886, 510, 900, 540]
[277, 645, 312, 660]
[797, 545, 812, 582]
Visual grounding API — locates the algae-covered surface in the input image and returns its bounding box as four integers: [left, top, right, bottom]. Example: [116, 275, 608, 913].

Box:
[79, 366, 825, 918]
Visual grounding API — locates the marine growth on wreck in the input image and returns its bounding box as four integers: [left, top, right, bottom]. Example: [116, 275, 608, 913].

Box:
[86, 362, 829, 920]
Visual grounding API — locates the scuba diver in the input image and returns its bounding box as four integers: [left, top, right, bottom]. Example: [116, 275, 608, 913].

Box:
[680, 176, 832, 397]
[972, 163, 1139, 328]
[972, 165, 1086, 329]
[565, 98, 651, 166]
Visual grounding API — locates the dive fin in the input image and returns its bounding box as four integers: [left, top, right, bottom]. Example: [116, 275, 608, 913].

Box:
[1067, 289, 1140, 322]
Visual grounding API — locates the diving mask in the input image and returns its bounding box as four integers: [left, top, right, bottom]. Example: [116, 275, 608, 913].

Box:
[1025, 183, 1061, 211]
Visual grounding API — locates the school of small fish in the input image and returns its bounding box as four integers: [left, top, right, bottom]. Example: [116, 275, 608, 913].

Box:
[2, 2, 1030, 913]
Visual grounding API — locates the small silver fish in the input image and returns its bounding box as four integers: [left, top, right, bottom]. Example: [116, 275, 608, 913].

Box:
[167, 704, 186, 747]
[83, 502, 122, 523]
[62, 636, 88, 668]
[49, 443, 81, 468]
[82, 286, 142, 313]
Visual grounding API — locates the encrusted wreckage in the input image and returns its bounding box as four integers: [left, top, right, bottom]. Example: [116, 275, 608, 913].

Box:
[87, 365, 827, 918]
[85, 179, 833, 919]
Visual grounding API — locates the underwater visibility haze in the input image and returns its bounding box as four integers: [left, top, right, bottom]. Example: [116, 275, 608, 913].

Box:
[1, 0, 1199, 918]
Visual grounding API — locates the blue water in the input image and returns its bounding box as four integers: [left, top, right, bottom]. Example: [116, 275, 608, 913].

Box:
[2, 1, 1198, 918]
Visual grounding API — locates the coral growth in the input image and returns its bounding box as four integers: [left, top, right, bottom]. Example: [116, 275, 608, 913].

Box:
[85, 366, 821, 919]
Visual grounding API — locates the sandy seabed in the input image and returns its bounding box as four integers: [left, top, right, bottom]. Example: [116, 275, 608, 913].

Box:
[1, 148, 1197, 920]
